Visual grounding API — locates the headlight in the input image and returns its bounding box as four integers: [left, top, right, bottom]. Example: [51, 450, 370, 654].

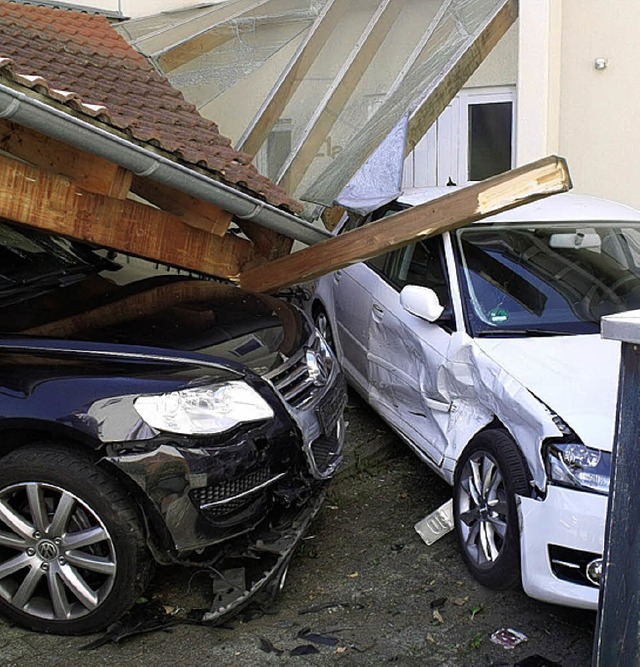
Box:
[545, 442, 611, 495]
[134, 381, 274, 435]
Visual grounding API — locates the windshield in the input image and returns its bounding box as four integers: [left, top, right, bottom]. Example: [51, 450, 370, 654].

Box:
[0, 221, 104, 288]
[455, 222, 640, 337]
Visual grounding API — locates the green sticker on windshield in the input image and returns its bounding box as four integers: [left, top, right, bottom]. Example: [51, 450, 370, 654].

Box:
[488, 308, 509, 324]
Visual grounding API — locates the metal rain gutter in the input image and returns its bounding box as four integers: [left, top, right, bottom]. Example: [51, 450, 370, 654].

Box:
[0, 82, 330, 246]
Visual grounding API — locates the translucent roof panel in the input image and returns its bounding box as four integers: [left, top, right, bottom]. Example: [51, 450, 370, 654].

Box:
[118, 0, 517, 219]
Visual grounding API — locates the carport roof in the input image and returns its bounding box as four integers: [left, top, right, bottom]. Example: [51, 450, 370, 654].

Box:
[0, 1, 303, 214]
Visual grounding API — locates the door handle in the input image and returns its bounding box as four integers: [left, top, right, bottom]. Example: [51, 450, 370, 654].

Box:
[372, 303, 384, 321]
[334, 270, 341, 283]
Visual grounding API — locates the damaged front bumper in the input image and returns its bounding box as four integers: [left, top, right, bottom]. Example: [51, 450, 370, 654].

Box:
[200, 487, 326, 623]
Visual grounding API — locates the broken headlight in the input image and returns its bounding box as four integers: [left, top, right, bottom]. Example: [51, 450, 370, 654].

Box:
[134, 381, 274, 435]
[544, 442, 611, 495]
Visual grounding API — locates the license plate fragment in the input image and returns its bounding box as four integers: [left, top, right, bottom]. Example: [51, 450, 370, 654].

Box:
[414, 498, 453, 545]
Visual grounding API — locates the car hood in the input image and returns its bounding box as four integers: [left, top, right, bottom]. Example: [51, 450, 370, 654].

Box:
[474, 335, 621, 451]
[0, 273, 309, 376]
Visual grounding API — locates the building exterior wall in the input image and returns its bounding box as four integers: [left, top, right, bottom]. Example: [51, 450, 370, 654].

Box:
[519, 0, 640, 210]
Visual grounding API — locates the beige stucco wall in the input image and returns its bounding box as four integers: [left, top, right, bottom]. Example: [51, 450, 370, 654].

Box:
[519, 0, 640, 210]
[558, 0, 640, 209]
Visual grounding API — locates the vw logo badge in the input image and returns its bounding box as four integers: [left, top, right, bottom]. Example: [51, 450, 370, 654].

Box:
[306, 349, 329, 386]
[37, 540, 59, 561]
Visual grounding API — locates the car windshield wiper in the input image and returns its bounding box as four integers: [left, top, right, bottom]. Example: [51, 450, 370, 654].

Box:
[0, 264, 95, 294]
[476, 328, 573, 337]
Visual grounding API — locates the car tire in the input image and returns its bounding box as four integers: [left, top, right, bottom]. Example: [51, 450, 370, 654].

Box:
[312, 303, 336, 354]
[453, 429, 530, 590]
[0, 443, 152, 635]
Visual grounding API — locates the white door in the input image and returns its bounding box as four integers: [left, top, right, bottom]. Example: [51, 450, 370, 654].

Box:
[403, 87, 516, 190]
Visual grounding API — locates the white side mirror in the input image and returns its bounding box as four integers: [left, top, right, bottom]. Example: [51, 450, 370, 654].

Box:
[400, 285, 444, 322]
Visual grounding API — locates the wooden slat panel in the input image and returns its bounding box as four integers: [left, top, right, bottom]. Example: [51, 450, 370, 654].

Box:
[0, 119, 132, 199]
[240, 156, 572, 293]
[238, 0, 346, 157]
[0, 154, 251, 279]
[131, 175, 233, 236]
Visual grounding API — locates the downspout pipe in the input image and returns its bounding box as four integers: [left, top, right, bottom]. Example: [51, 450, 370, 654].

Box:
[0, 82, 330, 246]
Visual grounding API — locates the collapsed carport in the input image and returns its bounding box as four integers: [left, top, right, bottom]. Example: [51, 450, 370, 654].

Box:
[0, 0, 573, 638]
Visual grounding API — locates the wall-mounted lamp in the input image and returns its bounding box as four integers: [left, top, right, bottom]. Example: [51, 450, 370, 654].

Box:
[594, 57, 608, 71]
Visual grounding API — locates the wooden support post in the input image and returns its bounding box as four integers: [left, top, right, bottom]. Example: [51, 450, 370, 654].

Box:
[595, 311, 640, 665]
[0, 154, 251, 279]
[240, 155, 572, 293]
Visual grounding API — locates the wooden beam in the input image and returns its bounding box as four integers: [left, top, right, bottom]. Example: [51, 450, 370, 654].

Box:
[277, 0, 402, 194]
[155, 0, 275, 73]
[240, 156, 572, 293]
[131, 175, 233, 236]
[0, 154, 251, 279]
[0, 119, 132, 199]
[234, 219, 293, 262]
[238, 0, 346, 157]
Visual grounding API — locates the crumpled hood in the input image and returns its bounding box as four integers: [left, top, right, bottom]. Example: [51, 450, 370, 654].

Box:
[475, 335, 621, 451]
[1, 271, 309, 376]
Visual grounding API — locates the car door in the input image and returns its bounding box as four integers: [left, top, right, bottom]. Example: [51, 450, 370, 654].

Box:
[365, 236, 455, 467]
[332, 261, 377, 391]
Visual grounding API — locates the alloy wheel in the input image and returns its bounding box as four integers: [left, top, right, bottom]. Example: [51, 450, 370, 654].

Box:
[456, 451, 509, 568]
[0, 482, 117, 621]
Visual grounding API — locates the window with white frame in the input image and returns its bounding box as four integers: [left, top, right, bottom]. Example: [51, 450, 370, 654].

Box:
[403, 86, 516, 190]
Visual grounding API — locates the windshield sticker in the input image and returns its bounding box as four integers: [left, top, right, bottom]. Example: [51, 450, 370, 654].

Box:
[488, 308, 510, 324]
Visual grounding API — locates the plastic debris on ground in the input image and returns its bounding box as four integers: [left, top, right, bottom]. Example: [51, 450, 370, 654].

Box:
[514, 655, 563, 667]
[490, 627, 529, 649]
[80, 599, 177, 650]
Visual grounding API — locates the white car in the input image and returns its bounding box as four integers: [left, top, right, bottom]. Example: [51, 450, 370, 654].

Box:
[312, 191, 640, 609]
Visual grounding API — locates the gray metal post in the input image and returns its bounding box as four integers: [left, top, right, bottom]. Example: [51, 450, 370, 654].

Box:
[594, 311, 640, 666]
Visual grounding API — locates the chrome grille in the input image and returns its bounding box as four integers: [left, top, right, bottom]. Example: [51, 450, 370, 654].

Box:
[268, 351, 316, 408]
[267, 335, 332, 409]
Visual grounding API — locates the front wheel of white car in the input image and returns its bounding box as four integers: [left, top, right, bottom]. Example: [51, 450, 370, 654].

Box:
[312, 304, 336, 354]
[453, 429, 530, 590]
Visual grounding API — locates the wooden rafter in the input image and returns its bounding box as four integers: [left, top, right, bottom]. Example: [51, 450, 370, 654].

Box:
[406, 0, 518, 153]
[239, 156, 573, 293]
[276, 0, 402, 194]
[0, 153, 252, 279]
[237, 0, 346, 157]
[0, 119, 235, 237]
[155, 0, 275, 73]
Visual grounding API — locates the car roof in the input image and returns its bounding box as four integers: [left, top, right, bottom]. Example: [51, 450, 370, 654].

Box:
[397, 189, 640, 224]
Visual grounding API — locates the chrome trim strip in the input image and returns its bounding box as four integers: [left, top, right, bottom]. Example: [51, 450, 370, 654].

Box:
[199, 472, 287, 509]
[0, 341, 242, 375]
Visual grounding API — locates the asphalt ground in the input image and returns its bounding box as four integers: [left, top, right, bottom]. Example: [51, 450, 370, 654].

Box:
[0, 390, 595, 666]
